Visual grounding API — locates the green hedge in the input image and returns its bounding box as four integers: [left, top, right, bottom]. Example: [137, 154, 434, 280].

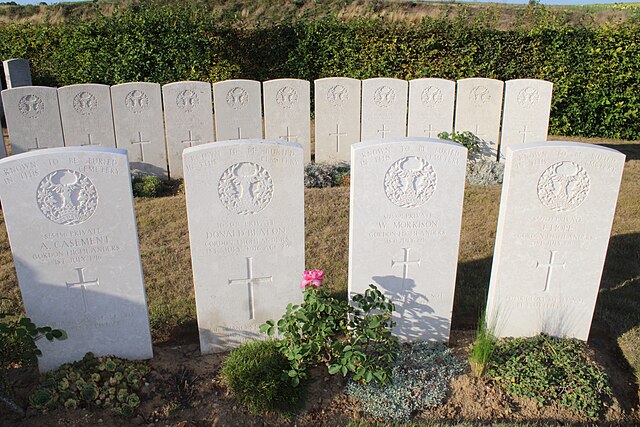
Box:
[0, 2, 639, 139]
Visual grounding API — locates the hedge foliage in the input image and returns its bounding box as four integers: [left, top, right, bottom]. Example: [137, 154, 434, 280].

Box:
[0, 1, 639, 139]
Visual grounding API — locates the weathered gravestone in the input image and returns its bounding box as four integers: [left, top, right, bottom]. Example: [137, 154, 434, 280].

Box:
[58, 84, 116, 148]
[213, 80, 262, 141]
[407, 78, 455, 139]
[0, 76, 6, 158]
[111, 82, 168, 178]
[0, 147, 154, 371]
[2, 86, 64, 154]
[361, 78, 408, 141]
[183, 139, 304, 353]
[162, 81, 215, 179]
[3, 58, 32, 88]
[314, 77, 361, 163]
[263, 79, 311, 163]
[485, 142, 625, 340]
[0, 75, 4, 125]
[349, 137, 467, 342]
[454, 78, 504, 160]
[499, 79, 553, 161]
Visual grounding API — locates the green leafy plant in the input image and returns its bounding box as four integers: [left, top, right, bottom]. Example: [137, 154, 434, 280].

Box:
[0, 298, 66, 415]
[261, 270, 398, 387]
[486, 333, 612, 419]
[30, 352, 150, 417]
[468, 312, 496, 377]
[220, 340, 306, 415]
[132, 175, 166, 198]
[438, 131, 482, 158]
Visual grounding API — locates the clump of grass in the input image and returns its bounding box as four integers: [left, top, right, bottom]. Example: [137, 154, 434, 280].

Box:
[219, 340, 307, 415]
[468, 313, 496, 377]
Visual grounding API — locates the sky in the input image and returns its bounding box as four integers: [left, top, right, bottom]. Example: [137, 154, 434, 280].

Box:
[5, 0, 640, 5]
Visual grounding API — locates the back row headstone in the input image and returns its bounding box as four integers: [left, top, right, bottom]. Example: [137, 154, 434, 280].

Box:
[3, 58, 32, 88]
[58, 84, 116, 149]
[361, 78, 408, 142]
[407, 78, 455, 139]
[0, 147, 153, 371]
[349, 137, 467, 342]
[183, 139, 305, 353]
[213, 79, 262, 141]
[486, 141, 625, 340]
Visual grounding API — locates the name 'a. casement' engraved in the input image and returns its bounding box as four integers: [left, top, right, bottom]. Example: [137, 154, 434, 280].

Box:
[536, 250, 565, 293]
[421, 86, 443, 107]
[228, 257, 273, 320]
[469, 85, 490, 106]
[226, 87, 249, 110]
[176, 89, 199, 112]
[517, 87, 540, 108]
[218, 162, 274, 215]
[73, 92, 98, 115]
[37, 169, 99, 226]
[66, 266, 99, 312]
[384, 156, 437, 209]
[18, 94, 45, 118]
[537, 161, 590, 212]
[374, 86, 396, 108]
[391, 247, 421, 293]
[327, 85, 348, 107]
[125, 90, 149, 113]
[276, 86, 298, 109]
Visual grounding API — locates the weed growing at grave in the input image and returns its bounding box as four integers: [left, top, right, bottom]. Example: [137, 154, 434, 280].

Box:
[466, 160, 505, 185]
[30, 352, 150, 417]
[0, 298, 65, 415]
[261, 271, 398, 387]
[438, 131, 482, 159]
[346, 342, 466, 421]
[132, 175, 166, 198]
[468, 313, 496, 377]
[219, 339, 307, 415]
[486, 334, 612, 419]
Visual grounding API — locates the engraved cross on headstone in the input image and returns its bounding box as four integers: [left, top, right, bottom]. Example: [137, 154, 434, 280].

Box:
[474, 124, 487, 140]
[536, 250, 565, 293]
[181, 130, 201, 148]
[424, 124, 437, 138]
[235, 127, 248, 140]
[81, 134, 99, 147]
[131, 131, 150, 161]
[391, 248, 421, 293]
[519, 125, 533, 144]
[377, 124, 391, 139]
[66, 267, 99, 313]
[27, 137, 44, 151]
[228, 257, 273, 320]
[329, 124, 347, 152]
[279, 126, 297, 142]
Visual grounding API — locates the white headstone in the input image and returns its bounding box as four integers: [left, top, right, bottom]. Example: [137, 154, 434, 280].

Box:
[183, 139, 304, 353]
[454, 78, 504, 160]
[263, 79, 311, 163]
[3, 58, 32, 88]
[213, 80, 262, 141]
[499, 79, 553, 161]
[0, 147, 154, 371]
[58, 84, 116, 148]
[2, 86, 64, 154]
[0, 76, 5, 158]
[486, 142, 625, 340]
[349, 137, 467, 342]
[361, 78, 408, 141]
[407, 78, 455, 139]
[111, 82, 168, 178]
[162, 81, 215, 179]
[0, 75, 4, 125]
[314, 77, 361, 163]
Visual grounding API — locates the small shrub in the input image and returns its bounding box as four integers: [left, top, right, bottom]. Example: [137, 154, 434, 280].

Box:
[30, 352, 150, 417]
[466, 160, 505, 185]
[132, 175, 166, 198]
[304, 163, 350, 188]
[438, 131, 482, 159]
[219, 340, 306, 415]
[486, 334, 612, 419]
[346, 342, 466, 421]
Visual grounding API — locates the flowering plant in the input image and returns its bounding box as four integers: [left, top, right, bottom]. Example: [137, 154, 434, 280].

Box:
[261, 271, 398, 386]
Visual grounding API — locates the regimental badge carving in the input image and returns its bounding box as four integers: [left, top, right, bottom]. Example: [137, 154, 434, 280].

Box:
[218, 162, 274, 215]
[176, 89, 199, 112]
[374, 86, 396, 108]
[469, 85, 490, 106]
[384, 157, 437, 208]
[37, 169, 99, 226]
[517, 87, 540, 108]
[327, 84, 349, 107]
[125, 90, 149, 113]
[73, 92, 98, 115]
[226, 87, 249, 110]
[18, 94, 44, 118]
[421, 86, 443, 108]
[276, 86, 298, 109]
[537, 161, 590, 212]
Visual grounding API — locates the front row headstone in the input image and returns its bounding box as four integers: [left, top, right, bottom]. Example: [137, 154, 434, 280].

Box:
[349, 137, 467, 342]
[183, 139, 305, 353]
[485, 142, 625, 340]
[0, 147, 154, 371]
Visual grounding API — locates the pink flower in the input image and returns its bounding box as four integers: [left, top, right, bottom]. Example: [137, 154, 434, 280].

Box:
[300, 269, 324, 289]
